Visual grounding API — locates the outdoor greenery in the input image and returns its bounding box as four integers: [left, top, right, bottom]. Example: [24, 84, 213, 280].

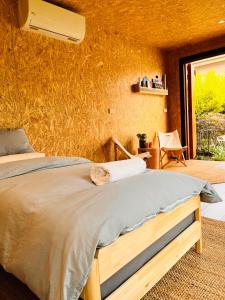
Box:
[196, 113, 225, 160]
[193, 70, 225, 161]
[194, 71, 225, 117]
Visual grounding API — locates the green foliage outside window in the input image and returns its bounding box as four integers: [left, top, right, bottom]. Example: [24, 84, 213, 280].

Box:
[193, 70, 225, 117]
[193, 70, 225, 160]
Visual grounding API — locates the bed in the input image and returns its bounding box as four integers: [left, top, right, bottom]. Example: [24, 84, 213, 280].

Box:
[0, 153, 220, 300]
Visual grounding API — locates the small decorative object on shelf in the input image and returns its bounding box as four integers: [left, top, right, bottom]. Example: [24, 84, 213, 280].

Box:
[132, 74, 168, 96]
[140, 76, 151, 88]
[152, 75, 163, 89]
[137, 133, 147, 148]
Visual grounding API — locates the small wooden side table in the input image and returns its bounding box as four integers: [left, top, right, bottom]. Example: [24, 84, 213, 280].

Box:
[138, 147, 160, 169]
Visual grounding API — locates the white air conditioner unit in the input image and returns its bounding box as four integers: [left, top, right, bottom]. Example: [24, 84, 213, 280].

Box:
[18, 0, 85, 44]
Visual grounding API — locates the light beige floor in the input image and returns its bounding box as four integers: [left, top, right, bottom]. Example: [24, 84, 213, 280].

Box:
[165, 159, 225, 184]
[165, 160, 225, 221]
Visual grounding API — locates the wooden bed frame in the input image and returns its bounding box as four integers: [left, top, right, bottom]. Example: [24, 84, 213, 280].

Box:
[81, 195, 202, 300]
[0, 154, 202, 300]
[0, 152, 45, 164]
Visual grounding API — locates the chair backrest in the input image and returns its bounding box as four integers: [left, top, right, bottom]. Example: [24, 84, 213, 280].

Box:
[158, 130, 182, 149]
[111, 137, 133, 159]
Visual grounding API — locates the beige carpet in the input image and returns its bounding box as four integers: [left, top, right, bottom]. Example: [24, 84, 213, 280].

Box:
[165, 160, 225, 184]
[143, 218, 225, 300]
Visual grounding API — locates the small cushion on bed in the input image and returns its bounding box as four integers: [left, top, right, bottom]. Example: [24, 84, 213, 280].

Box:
[0, 128, 34, 156]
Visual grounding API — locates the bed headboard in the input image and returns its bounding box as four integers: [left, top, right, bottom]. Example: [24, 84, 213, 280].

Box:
[0, 153, 45, 164]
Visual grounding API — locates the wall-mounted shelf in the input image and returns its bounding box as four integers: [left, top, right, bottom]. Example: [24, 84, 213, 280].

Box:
[132, 84, 168, 96]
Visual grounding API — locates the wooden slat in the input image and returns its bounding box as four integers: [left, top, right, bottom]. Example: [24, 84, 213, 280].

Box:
[0, 153, 45, 164]
[80, 259, 101, 300]
[106, 221, 201, 300]
[195, 206, 203, 254]
[97, 195, 200, 283]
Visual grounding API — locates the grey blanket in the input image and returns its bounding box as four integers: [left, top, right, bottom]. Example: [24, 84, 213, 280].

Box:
[0, 157, 221, 300]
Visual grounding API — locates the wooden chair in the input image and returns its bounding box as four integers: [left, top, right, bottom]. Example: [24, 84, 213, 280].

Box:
[111, 137, 150, 161]
[158, 130, 188, 168]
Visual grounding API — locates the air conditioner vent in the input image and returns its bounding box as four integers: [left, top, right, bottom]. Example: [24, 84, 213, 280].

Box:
[18, 0, 85, 44]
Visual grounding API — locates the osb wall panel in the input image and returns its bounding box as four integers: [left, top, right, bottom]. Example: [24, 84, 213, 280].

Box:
[167, 35, 225, 134]
[0, 0, 167, 162]
[49, 0, 225, 49]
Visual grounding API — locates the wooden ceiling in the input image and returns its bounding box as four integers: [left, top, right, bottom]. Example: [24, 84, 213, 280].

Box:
[51, 0, 225, 49]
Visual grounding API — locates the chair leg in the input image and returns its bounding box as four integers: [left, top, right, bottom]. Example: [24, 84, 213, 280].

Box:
[161, 160, 172, 169]
[174, 151, 187, 167]
[161, 150, 176, 168]
[160, 151, 168, 168]
[159, 150, 163, 168]
[181, 152, 187, 167]
[160, 149, 188, 168]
